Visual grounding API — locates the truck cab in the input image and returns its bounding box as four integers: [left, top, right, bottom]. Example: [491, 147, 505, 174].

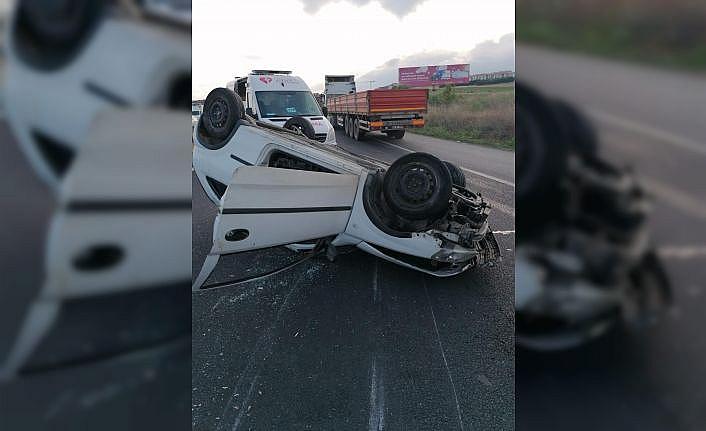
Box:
[324, 74, 356, 106]
[227, 70, 335, 143]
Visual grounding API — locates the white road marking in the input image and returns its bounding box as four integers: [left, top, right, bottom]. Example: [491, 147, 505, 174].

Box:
[658, 245, 706, 259]
[641, 177, 706, 220]
[368, 356, 385, 431]
[482, 197, 515, 218]
[373, 137, 515, 188]
[424, 281, 465, 431]
[493, 230, 515, 235]
[459, 167, 515, 188]
[373, 137, 413, 153]
[587, 108, 706, 157]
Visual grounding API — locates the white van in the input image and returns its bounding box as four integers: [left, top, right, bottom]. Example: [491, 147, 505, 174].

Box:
[227, 70, 335, 144]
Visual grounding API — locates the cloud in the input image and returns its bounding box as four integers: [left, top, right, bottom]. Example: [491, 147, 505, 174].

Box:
[299, 0, 428, 17]
[355, 33, 515, 88]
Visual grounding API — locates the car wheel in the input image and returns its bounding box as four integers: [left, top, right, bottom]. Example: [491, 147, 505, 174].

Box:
[13, 0, 106, 70]
[442, 161, 466, 187]
[383, 152, 453, 220]
[197, 88, 243, 149]
[284, 116, 316, 140]
[516, 83, 568, 221]
[202, 87, 243, 139]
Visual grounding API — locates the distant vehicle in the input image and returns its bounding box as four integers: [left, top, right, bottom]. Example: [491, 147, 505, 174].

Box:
[192, 102, 202, 128]
[226, 70, 335, 144]
[327, 88, 428, 141]
[324, 75, 356, 105]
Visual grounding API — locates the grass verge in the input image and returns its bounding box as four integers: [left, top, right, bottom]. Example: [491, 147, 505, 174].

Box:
[416, 84, 515, 151]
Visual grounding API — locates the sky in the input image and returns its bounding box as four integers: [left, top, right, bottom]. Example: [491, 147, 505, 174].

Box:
[193, 0, 514, 99]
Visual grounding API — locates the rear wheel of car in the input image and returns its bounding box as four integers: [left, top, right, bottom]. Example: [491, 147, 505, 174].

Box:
[197, 87, 244, 149]
[442, 161, 466, 187]
[202, 87, 243, 139]
[383, 152, 452, 220]
[284, 116, 316, 140]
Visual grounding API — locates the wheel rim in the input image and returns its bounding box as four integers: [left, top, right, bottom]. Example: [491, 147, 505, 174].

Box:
[396, 164, 436, 204]
[209, 98, 229, 129]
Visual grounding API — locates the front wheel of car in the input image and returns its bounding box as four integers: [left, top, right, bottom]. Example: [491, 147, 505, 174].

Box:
[382, 152, 452, 220]
[284, 116, 316, 140]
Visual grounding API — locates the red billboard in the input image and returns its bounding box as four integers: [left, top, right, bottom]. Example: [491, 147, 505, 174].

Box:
[398, 64, 470, 87]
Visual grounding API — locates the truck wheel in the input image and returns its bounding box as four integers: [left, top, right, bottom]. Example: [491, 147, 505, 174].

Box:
[442, 161, 466, 187]
[353, 118, 362, 140]
[343, 115, 349, 135]
[383, 152, 452, 220]
[198, 88, 243, 149]
[348, 117, 354, 138]
[329, 114, 338, 130]
[284, 116, 316, 140]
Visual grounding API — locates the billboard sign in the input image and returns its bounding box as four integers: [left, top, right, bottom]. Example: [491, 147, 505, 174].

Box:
[398, 64, 470, 87]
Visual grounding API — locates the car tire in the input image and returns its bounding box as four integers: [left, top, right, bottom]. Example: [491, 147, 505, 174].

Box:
[202, 87, 243, 139]
[442, 161, 466, 187]
[516, 84, 568, 229]
[383, 152, 453, 220]
[553, 100, 598, 157]
[13, 0, 106, 70]
[344, 115, 349, 136]
[284, 116, 316, 140]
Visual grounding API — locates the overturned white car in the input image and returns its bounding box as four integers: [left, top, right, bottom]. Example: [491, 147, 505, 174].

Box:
[192, 88, 500, 289]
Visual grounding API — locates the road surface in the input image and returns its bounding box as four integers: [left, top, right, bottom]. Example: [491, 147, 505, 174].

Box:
[192, 130, 515, 430]
[517, 45, 706, 431]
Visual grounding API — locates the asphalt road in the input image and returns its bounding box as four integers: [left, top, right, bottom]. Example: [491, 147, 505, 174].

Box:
[516, 45, 706, 431]
[192, 130, 516, 430]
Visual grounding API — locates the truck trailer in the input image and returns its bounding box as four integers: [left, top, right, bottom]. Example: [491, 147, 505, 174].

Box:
[326, 88, 428, 141]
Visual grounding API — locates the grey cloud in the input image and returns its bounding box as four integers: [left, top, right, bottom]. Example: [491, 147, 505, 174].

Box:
[299, 0, 427, 17]
[356, 33, 515, 88]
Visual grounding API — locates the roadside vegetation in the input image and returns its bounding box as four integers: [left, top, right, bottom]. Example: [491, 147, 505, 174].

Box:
[517, 0, 706, 71]
[414, 83, 515, 151]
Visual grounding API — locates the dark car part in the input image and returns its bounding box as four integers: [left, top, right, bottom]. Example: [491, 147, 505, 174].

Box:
[12, 0, 107, 70]
[515, 82, 671, 350]
[383, 152, 452, 221]
[197, 87, 244, 149]
[443, 161, 466, 188]
[283, 116, 317, 140]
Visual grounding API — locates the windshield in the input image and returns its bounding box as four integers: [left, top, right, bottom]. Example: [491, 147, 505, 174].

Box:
[255, 91, 322, 118]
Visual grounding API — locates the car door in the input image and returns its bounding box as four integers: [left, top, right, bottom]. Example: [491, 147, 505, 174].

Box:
[212, 166, 360, 254]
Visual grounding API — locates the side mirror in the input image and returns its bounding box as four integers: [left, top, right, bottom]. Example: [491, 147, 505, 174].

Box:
[321, 107, 328, 116]
[245, 107, 257, 119]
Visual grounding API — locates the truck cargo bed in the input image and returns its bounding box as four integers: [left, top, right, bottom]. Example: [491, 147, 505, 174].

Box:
[328, 89, 428, 115]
